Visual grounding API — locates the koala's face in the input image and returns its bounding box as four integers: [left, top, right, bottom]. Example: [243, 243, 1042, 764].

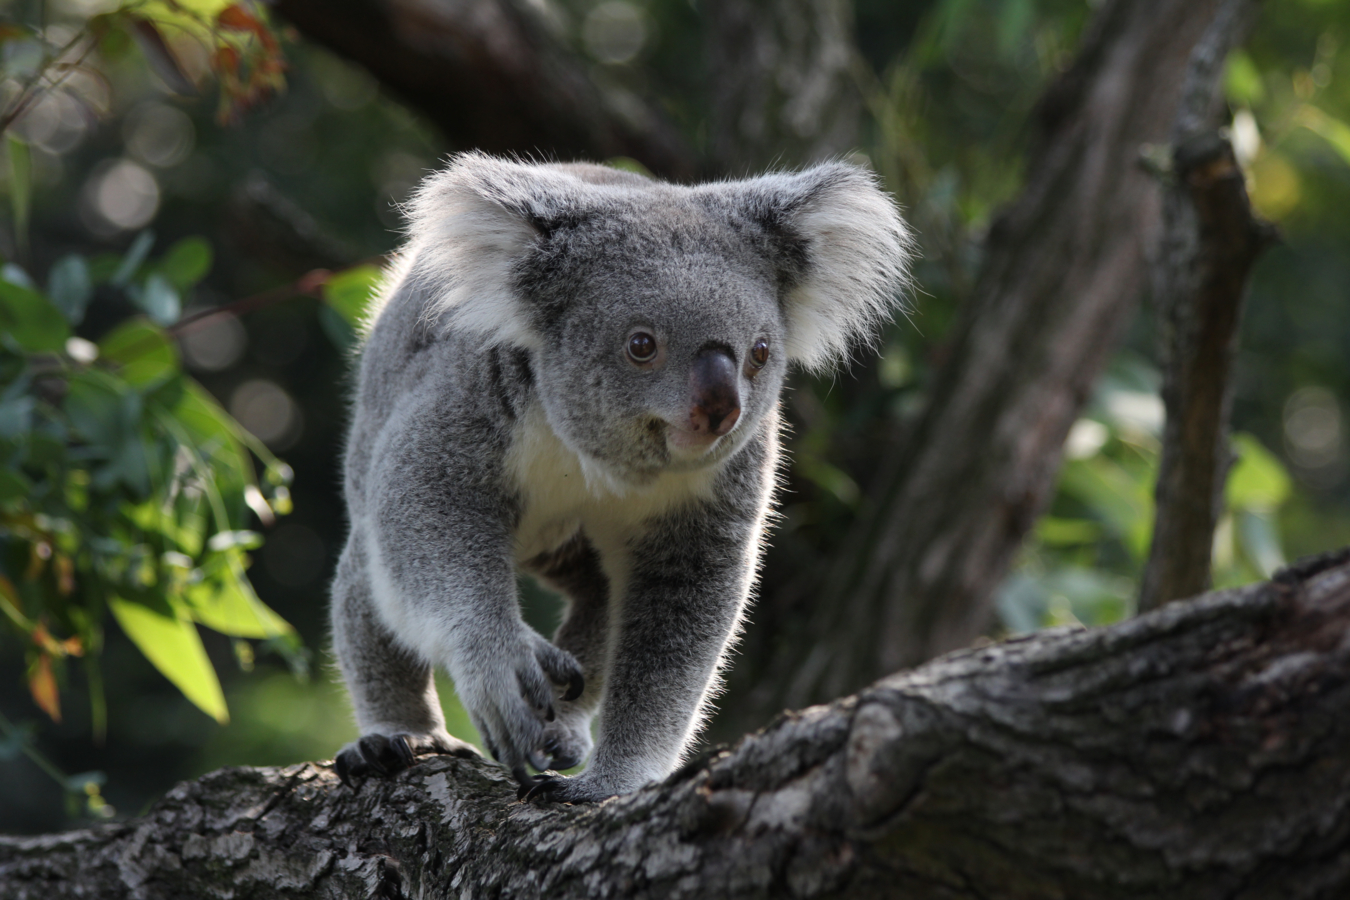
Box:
[405, 154, 912, 487]
[526, 203, 791, 482]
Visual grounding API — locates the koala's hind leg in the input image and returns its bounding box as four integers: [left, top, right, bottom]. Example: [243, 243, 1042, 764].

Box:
[526, 532, 609, 771]
[331, 536, 478, 787]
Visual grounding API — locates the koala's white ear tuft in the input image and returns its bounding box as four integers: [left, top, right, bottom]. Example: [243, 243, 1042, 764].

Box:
[402, 152, 580, 348]
[740, 163, 914, 372]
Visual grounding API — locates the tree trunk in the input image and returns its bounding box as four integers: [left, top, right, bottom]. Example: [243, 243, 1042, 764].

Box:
[1138, 0, 1272, 612]
[723, 0, 1262, 728]
[3, 549, 1347, 898]
[271, 0, 697, 180]
[704, 0, 860, 172]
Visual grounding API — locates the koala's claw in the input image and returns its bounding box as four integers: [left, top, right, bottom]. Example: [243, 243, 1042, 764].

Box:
[335, 731, 477, 790]
[515, 769, 565, 802]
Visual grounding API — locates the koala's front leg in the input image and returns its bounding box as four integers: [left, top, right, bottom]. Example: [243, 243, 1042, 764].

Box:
[361, 432, 583, 783]
[522, 509, 758, 803]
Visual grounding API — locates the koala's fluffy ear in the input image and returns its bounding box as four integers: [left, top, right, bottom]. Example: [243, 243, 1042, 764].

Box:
[732, 163, 913, 372]
[403, 152, 581, 348]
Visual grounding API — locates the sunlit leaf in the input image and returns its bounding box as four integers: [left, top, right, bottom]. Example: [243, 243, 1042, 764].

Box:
[322, 264, 383, 327]
[47, 256, 94, 326]
[1237, 510, 1285, 578]
[1226, 433, 1291, 511]
[109, 597, 228, 723]
[184, 572, 292, 639]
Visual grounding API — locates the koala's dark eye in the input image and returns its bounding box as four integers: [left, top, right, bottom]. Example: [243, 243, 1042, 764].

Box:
[749, 338, 770, 369]
[627, 331, 658, 364]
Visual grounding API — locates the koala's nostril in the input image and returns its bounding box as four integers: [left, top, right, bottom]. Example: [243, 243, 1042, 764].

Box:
[689, 349, 741, 437]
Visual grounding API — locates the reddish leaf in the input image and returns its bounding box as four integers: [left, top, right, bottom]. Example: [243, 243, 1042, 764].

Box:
[217, 5, 264, 35]
[128, 18, 197, 96]
[28, 653, 61, 722]
[211, 45, 240, 76]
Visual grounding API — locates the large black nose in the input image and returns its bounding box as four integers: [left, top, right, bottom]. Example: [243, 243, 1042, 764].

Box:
[688, 349, 741, 437]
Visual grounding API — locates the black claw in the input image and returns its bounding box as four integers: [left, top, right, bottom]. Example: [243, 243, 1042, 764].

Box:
[545, 703, 556, 722]
[391, 734, 416, 769]
[516, 770, 563, 802]
[335, 748, 367, 791]
[563, 672, 585, 703]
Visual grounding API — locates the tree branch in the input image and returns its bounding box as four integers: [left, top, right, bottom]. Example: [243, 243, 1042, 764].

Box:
[4, 549, 1348, 898]
[1139, 0, 1273, 612]
[271, 0, 697, 180]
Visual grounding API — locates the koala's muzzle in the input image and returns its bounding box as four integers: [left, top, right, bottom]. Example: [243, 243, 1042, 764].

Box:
[688, 349, 741, 437]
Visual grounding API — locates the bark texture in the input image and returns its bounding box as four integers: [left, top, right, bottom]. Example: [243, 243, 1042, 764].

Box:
[3, 549, 1349, 899]
[704, 0, 860, 172]
[1139, 0, 1272, 612]
[271, 0, 696, 180]
[732, 0, 1254, 723]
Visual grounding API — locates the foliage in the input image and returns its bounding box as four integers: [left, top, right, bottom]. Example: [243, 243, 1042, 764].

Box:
[0, 233, 301, 807]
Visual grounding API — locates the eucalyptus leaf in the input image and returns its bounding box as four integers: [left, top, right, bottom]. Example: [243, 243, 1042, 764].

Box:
[111, 231, 156, 289]
[136, 274, 182, 326]
[156, 237, 213, 291]
[47, 256, 94, 326]
[0, 281, 71, 352]
[109, 596, 229, 723]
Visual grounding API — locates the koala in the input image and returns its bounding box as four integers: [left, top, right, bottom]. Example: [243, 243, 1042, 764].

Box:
[330, 152, 911, 803]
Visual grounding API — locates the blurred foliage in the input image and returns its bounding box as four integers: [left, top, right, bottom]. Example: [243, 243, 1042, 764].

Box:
[0, 232, 301, 812]
[0, 0, 1346, 836]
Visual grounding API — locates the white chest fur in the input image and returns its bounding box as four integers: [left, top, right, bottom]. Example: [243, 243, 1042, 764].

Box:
[505, 404, 717, 562]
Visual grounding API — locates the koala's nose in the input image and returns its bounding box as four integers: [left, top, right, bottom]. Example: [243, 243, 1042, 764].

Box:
[689, 349, 741, 437]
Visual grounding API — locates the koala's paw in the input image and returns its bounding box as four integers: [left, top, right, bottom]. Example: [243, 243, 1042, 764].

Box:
[462, 633, 584, 775]
[334, 730, 478, 790]
[516, 770, 617, 805]
[541, 716, 593, 771]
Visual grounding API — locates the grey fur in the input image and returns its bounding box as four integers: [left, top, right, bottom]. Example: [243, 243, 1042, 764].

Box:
[332, 152, 912, 801]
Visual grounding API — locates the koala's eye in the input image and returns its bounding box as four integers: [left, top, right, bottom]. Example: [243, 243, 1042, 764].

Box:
[627, 331, 658, 364]
[749, 338, 770, 369]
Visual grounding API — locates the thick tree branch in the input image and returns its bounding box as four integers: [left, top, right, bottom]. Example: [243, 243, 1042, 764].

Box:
[271, 0, 697, 180]
[1139, 0, 1272, 612]
[4, 549, 1349, 898]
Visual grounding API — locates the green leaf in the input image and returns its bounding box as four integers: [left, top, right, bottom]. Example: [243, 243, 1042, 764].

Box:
[1226, 433, 1291, 511]
[155, 237, 213, 291]
[99, 319, 179, 388]
[322, 264, 383, 327]
[134, 273, 181, 326]
[1237, 510, 1285, 578]
[184, 572, 292, 639]
[47, 256, 94, 325]
[8, 136, 30, 253]
[109, 596, 228, 723]
[0, 466, 30, 501]
[111, 231, 156, 289]
[0, 281, 71, 352]
[1224, 50, 1265, 105]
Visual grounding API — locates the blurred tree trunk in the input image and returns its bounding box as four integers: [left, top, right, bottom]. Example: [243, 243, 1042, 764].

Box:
[271, 0, 697, 180]
[3, 551, 1348, 898]
[1139, 0, 1271, 613]
[704, 0, 860, 171]
[721, 0, 1262, 729]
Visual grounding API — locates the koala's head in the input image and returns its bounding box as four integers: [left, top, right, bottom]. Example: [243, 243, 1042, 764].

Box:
[404, 153, 912, 487]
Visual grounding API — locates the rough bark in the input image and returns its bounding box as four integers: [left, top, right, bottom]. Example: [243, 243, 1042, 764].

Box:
[704, 0, 860, 172]
[728, 0, 1257, 725]
[1138, 0, 1272, 612]
[271, 0, 696, 180]
[3, 549, 1348, 898]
